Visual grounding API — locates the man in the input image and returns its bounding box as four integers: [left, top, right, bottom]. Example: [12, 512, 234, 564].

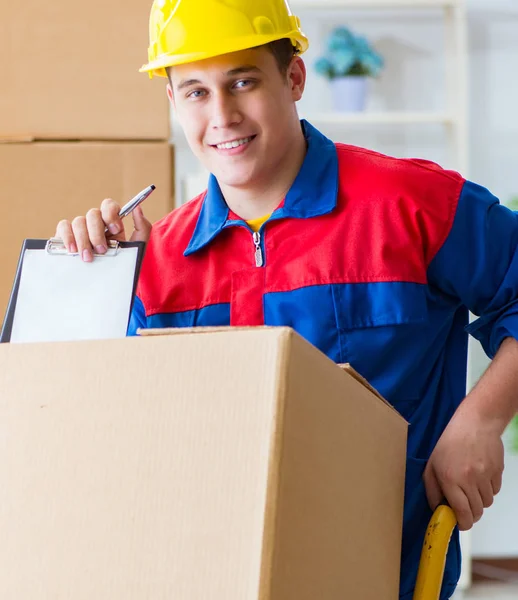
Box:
[56, 1, 518, 597]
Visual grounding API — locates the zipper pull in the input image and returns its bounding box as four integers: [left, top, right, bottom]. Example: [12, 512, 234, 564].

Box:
[253, 231, 264, 267]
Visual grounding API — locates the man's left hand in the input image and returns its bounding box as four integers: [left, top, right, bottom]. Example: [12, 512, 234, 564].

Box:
[423, 407, 504, 531]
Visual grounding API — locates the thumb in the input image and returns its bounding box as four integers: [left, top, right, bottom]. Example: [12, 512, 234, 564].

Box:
[423, 462, 444, 511]
[129, 205, 152, 243]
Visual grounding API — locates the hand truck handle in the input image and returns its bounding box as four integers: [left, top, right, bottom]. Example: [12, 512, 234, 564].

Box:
[412, 502, 458, 600]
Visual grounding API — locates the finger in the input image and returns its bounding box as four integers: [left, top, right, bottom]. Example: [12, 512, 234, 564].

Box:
[463, 485, 484, 524]
[492, 470, 503, 495]
[443, 486, 473, 531]
[424, 464, 444, 511]
[85, 208, 109, 255]
[55, 219, 77, 254]
[492, 443, 505, 496]
[100, 198, 124, 240]
[442, 481, 471, 528]
[71, 216, 94, 263]
[129, 205, 153, 243]
[480, 479, 495, 509]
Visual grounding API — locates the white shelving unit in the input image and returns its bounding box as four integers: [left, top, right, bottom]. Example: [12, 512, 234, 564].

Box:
[291, 0, 469, 174]
[301, 110, 453, 125]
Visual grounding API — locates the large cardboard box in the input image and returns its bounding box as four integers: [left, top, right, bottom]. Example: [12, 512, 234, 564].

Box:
[0, 327, 407, 599]
[0, 141, 175, 320]
[0, 0, 169, 140]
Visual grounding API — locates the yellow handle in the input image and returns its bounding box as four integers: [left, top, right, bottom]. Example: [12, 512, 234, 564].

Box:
[412, 504, 457, 600]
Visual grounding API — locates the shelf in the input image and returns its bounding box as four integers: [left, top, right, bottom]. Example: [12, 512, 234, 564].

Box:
[301, 111, 454, 125]
[291, 0, 459, 8]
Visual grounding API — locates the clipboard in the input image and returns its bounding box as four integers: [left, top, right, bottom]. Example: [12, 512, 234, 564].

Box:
[0, 238, 146, 343]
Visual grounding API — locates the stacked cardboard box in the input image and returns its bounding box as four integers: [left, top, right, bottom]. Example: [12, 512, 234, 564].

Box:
[0, 0, 175, 319]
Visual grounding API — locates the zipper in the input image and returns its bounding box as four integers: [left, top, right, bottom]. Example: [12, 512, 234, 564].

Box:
[253, 231, 264, 267]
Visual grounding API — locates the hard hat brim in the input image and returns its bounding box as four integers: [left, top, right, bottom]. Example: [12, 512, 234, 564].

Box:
[140, 31, 309, 79]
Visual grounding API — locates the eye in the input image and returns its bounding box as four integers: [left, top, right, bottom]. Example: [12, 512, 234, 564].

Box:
[186, 89, 207, 100]
[233, 79, 254, 90]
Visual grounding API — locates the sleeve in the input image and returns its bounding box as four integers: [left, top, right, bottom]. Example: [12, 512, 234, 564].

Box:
[126, 295, 148, 336]
[427, 179, 518, 359]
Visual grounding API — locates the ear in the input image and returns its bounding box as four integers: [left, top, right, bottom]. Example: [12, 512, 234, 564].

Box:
[288, 56, 306, 102]
[166, 82, 176, 110]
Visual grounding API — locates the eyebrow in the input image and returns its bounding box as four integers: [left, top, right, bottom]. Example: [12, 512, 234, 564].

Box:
[176, 65, 262, 91]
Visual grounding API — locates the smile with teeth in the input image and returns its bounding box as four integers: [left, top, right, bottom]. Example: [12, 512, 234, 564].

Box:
[215, 136, 254, 150]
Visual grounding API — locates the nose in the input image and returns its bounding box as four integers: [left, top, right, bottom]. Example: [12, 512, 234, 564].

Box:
[209, 90, 243, 129]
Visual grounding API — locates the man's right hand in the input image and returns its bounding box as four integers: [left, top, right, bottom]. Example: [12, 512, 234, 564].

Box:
[55, 198, 152, 262]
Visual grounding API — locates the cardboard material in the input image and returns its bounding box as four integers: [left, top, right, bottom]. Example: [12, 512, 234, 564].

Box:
[0, 0, 169, 140]
[339, 362, 404, 415]
[0, 327, 407, 599]
[0, 141, 174, 321]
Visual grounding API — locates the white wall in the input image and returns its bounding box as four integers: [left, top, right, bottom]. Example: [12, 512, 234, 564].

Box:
[467, 0, 518, 203]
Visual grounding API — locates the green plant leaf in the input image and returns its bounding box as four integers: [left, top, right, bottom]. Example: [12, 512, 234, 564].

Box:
[315, 25, 384, 79]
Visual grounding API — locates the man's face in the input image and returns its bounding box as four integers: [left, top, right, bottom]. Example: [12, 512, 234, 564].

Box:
[168, 47, 306, 190]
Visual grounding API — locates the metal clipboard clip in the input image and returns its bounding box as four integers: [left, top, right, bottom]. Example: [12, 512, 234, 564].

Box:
[45, 238, 120, 257]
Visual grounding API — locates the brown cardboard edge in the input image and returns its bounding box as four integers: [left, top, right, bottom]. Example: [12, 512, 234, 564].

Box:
[0, 137, 35, 143]
[136, 326, 281, 337]
[0, 137, 170, 144]
[257, 328, 293, 600]
[338, 363, 409, 424]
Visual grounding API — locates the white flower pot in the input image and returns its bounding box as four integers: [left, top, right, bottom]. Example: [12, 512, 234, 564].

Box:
[329, 76, 369, 112]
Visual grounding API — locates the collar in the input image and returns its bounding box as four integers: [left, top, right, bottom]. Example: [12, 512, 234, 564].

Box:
[184, 120, 339, 256]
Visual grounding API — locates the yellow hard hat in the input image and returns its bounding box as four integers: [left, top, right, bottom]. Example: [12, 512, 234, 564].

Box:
[140, 0, 309, 79]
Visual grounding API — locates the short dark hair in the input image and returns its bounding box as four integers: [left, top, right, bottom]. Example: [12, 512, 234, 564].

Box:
[266, 38, 297, 76]
[166, 38, 297, 83]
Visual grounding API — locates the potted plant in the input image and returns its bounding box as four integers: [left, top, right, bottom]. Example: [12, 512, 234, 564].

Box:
[315, 26, 384, 112]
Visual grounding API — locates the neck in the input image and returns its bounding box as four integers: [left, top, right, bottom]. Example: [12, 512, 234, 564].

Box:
[218, 123, 307, 221]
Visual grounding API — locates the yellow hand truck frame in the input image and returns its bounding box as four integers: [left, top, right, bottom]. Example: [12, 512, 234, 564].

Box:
[413, 503, 458, 600]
